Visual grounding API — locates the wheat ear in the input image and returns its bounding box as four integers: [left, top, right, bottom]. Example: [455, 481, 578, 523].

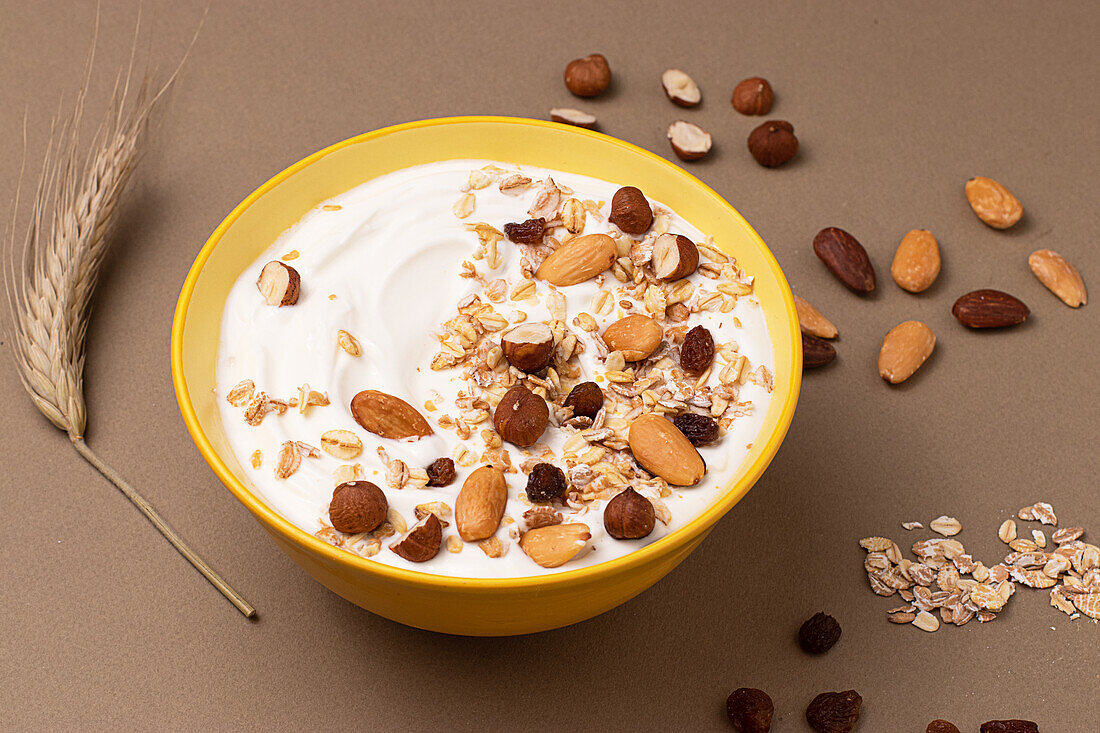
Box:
[3, 15, 254, 618]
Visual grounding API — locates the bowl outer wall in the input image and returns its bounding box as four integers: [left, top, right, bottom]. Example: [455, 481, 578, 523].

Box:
[171, 116, 802, 635]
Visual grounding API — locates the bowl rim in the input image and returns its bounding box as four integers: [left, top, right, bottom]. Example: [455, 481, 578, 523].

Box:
[171, 115, 802, 591]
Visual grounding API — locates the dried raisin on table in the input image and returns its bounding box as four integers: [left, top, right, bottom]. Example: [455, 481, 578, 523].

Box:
[806, 690, 862, 733]
[980, 721, 1039, 733]
[798, 611, 842, 654]
[679, 325, 714, 374]
[726, 687, 773, 733]
[673, 413, 719, 446]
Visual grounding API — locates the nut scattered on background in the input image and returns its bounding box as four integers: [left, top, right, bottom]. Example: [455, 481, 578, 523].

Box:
[731, 76, 774, 115]
[666, 120, 712, 161]
[812, 227, 876, 294]
[563, 53, 612, 97]
[891, 229, 941, 293]
[1028, 249, 1087, 307]
[661, 68, 701, 107]
[965, 176, 1023, 229]
[878, 320, 935, 384]
[747, 119, 798, 167]
[951, 289, 1029, 328]
[793, 295, 838, 339]
[801, 332, 837, 369]
[549, 108, 597, 129]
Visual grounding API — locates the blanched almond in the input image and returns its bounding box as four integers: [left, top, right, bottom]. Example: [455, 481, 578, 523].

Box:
[878, 320, 935, 384]
[627, 413, 705, 486]
[792, 295, 837, 339]
[965, 176, 1023, 229]
[519, 523, 591, 568]
[602, 314, 663, 362]
[1028, 249, 1087, 307]
[891, 229, 941, 293]
[535, 233, 617, 286]
[350, 390, 433, 439]
[455, 466, 508, 541]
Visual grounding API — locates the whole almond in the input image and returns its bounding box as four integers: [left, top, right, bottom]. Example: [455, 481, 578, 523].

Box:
[350, 390, 433, 439]
[1028, 249, 1087, 307]
[535, 233, 617, 286]
[878, 320, 935, 384]
[793, 294, 838, 339]
[602, 314, 664, 361]
[455, 466, 508, 542]
[951, 289, 1029, 328]
[965, 176, 1023, 229]
[627, 413, 705, 486]
[519, 523, 592, 568]
[813, 227, 876, 294]
[390, 513, 443, 563]
[891, 229, 941, 293]
[802, 332, 837, 368]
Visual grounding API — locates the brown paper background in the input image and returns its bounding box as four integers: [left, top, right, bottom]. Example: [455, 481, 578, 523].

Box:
[1, 1, 1096, 730]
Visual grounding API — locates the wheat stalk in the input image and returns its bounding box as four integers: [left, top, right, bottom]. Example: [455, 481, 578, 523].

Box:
[2, 13, 254, 618]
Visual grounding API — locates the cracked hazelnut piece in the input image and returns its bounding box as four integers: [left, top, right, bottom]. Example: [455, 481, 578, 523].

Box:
[747, 120, 798, 167]
[652, 233, 700, 281]
[667, 120, 712, 161]
[350, 390, 433, 439]
[256, 261, 300, 306]
[328, 480, 387, 534]
[608, 186, 653, 235]
[493, 384, 549, 447]
[732, 76, 774, 115]
[501, 322, 554, 373]
[661, 68, 701, 107]
[564, 381, 604, 420]
[604, 488, 656, 540]
[564, 53, 611, 97]
[603, 314, 663, 362]
[390, 513, 442, 563]
[549, 108, 597, 129]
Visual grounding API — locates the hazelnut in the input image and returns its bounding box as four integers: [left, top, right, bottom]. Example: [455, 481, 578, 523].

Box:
[256, 261, 300, 306]
[500, 322, 554, 373]
[525, 462, 568, 503]
[328, 481, 387, 534]
[602, 314, 663, 361]
[603, 487, 656, 540]
[549, 108, 597, 129]
[564, 381, 604, 420]
[747, 120, 798, 167]
[563, 53, 612, 97]
[731, 76, 774, 115]
[493, 384, 549, 447]
[666, 120, 712, 162]
[661, 68, 701, 107]
[608, 186, 653, 235]
[652, 233, 699, 281]
[390, 513, 442, 563]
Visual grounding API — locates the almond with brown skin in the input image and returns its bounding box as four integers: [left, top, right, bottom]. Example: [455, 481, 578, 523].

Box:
[564, 53, 611, 97]
[661, 69, 701, 107]
[257, 261, 300, 306]
[390, 513, 442, 562]
[667, 120, 712, 161]
[891, 229, 941, 293]
[519, 523, 592, 568]
[493, 384, 549, 446]
[813, 227, 876, 294]
[604, 488, 655, 539]
[1028, 249, 1087, 307]
[652, 233, 699, 281]
[965, 176, 1023, 229]
[732, 77, 774, 115]
[328, 481, 387, 534]
[952, 289, 1029, 328]
[501, 322, 554, 372]
[627, 413, 705, 486]
[878, 320, 935, 384]
[793, 295, 838, 339]
[455, 466, 508, 541]
[535, 233, 617, 286]
[350, 390, 433, 439]
[802, 333, 837, 368]
[549, 108, 597, 129]
[602, 314, 663, 361]
[608, 186, 653, 235]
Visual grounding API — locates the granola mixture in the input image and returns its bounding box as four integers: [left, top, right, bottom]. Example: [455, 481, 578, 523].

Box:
[216, 160, 775, 577]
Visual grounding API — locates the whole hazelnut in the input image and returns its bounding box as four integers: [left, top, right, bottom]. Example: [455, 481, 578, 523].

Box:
[603, 487, 656, 539]
[493, 384, 549, 447]
[608, 186, 654, 235]
[500, 322, 554, 373]
[564, 53, 612, 97]
[731, 77, 774, 115]
[747, 120, 798, 167]
[564, 381, 604, 420]
[328, 481, 387, 534]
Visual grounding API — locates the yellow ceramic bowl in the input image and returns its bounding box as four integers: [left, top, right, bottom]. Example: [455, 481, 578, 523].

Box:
[171, 116, 802, 635]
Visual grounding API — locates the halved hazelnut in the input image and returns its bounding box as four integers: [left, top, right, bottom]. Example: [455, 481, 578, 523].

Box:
[652, 233, 700, 281]
[667, 120, 712, 162]
[390, 513, 442, 563]
[602, 314, 663, 362]
[661, 68, 701, 107]
[564, 53, 612, 97]
[549, 108, 597, 129]
[328, 480, 387, 534]
[608, 186, 653, 235]
[501, 322, 554, 373]
[604, 487, 656, 540]
[256, 261, 300, 306]
[493, 384, 549, 447]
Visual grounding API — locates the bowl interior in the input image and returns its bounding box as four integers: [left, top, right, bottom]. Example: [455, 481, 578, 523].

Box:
[173, 116, 801, 587]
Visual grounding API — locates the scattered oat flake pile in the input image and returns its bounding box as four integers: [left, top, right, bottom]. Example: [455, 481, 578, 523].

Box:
[859, 502, 1099, 630]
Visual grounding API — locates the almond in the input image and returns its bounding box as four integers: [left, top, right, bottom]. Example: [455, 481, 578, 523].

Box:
[602, 314, 663, 361]
[535, 233, 617, 286]
[793, 295, 838, 339]
[256, 261, 300, 306]
[493, 384, 549, 446]
[390, 513, 443, 563]
[951, 289, 1029, 328]
[878, 320, 935, 384]
[328, 481, 387, 534]
[667, 120, 712, 161]
[549, 108, 597, 129]
[652, 233, 699, 281]
[1028, 249, 1087, 307]
[813, 227, 876, 294]
[519, 523, 592, 568]
[603, 487, 655, 540]
[965, 176, 1023, 229]
[500, 322, 554, 372]
[891, 229, 941, 293]
[608, 186, 653, 235]
[661, 68, 701, 107]
[627, 413, 705, 486]
[350, 390, 433, 439]
[320, 429, 363, 460]
[455, 466, 508, 541]
[802, 332, 837, 369]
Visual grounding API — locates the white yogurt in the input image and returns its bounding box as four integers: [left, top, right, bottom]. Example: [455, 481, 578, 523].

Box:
[216, 159, 773, 577]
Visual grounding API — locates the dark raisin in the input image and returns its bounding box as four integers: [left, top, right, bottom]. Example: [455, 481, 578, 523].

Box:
[525, 462, 567, 503]
[806, 690, 862, 733]
[679, 325, 714, 374]
[980, 722, 1039, 733]
[802, 332, 837, 368]
[927, 722, 961, 733]
[564, 381, 604, 420]
[798, 612, 842, 654]
[425, 458, 456, 487]
[673, 413, 719, 446]
[503, 217, 546, 244]
[726, 688, 774, 733]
